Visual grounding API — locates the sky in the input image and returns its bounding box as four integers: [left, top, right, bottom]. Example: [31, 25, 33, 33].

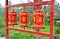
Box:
[0, 0, 60, 7]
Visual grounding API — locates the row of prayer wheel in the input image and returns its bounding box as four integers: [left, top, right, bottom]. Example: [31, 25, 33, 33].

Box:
[9, 9, 44, 30]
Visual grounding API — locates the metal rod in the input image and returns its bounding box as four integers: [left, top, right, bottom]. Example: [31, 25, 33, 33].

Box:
[36, 30, 41, 39]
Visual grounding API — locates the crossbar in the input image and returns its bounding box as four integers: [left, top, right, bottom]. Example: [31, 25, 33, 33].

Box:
[8, 28, 50, 37]
[7, 1, 51, 8]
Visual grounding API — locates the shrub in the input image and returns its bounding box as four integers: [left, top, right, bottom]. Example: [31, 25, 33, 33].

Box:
[56, 22, 60, 27]
[45, 16, 50, 25]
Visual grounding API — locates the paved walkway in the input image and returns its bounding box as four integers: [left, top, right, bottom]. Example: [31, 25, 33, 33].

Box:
[0, 37, 5, 39]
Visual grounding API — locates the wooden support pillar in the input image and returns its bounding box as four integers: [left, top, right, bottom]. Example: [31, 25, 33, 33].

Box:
[6, 0, 9, 39]
[50, 0, 54, 39]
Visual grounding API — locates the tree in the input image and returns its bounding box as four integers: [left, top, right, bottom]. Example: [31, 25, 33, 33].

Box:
[8, 1, 12, 11]
[8, 1, 12, 5]
[55, 2, 60, 19]
[0, 4, 4, 16]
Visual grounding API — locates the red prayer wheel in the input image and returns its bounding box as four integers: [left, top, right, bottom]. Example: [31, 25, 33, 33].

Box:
[20, 10, 29, 28]
[33, 9, 44, 30]
[9, 10, 17, 25]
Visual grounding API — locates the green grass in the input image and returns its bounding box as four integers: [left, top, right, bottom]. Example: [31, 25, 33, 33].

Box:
[0, 27, 5, 37]
[0, 18, 5, 37]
